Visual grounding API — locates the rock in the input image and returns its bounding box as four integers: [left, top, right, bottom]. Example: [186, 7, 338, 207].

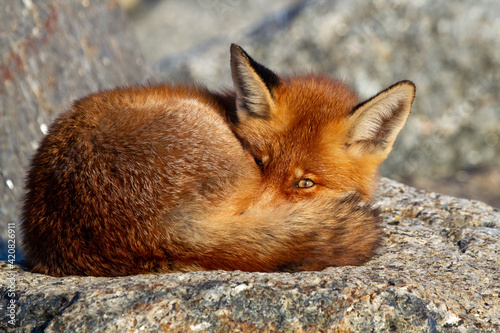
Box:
[0, 0, 151, 260]
[2, 178, 499, 332]
[130, 0, 500, 208]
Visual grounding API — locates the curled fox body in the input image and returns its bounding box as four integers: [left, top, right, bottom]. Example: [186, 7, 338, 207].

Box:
[21, 44, 415, 276]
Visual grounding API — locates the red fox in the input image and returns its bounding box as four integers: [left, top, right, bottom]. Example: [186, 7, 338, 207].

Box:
[21, 44, 415, 276]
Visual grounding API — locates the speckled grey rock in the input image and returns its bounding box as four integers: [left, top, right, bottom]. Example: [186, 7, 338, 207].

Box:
[131, 0, 500, 207]
[2, 178, 498, 332]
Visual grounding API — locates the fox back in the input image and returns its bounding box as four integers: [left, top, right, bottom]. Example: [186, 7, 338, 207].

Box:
[21, 44, 415, 276]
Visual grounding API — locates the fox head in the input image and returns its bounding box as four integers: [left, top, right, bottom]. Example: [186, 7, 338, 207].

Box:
[229, 44, 415, 202]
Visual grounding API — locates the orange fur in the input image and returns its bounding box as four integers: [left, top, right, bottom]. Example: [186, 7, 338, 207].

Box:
[21, 44, 415, 276]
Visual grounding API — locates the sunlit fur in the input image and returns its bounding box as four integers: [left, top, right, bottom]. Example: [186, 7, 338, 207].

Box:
[21, 45, 414, 276]
[234, 74, 415, 201]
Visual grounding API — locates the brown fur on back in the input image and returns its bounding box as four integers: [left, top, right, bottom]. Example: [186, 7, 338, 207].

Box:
[22, 85, 258, 276]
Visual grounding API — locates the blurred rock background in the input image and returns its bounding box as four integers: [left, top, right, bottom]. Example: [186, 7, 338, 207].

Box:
[123, 0, 500, 208]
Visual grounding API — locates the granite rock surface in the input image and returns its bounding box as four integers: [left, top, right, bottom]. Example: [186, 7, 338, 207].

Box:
[2, 178, 499, 332]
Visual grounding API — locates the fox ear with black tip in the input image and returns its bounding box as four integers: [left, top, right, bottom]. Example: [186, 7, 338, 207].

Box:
[230, 44, 281, 122]
[346, 80, 416, 160]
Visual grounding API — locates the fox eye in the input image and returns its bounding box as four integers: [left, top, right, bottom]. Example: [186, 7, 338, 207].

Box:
[254, 157, 263, 167]
[296, 179, 315, 188]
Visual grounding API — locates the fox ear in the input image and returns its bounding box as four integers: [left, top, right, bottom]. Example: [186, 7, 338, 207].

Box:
[346, 81, 416, 158]
[230, 44, 281, 121]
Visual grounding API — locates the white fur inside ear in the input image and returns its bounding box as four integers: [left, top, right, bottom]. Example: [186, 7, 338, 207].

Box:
[230, 45, 277, 121]
[348, 82, 415, 153]
[234, 64, 274, 120]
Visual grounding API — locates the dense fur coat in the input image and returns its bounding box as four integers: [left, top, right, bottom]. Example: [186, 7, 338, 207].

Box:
[21, 44, 415, 276]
